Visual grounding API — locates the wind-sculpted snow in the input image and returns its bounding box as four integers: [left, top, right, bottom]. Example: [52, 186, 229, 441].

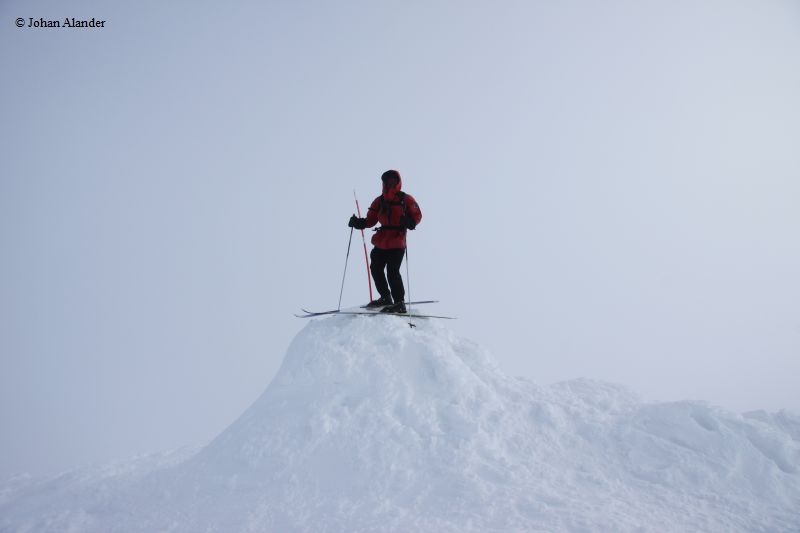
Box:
[2, 316, 799, 532]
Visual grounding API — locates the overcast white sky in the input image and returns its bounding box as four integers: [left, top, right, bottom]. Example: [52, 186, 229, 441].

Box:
[2, 0, 799, 479]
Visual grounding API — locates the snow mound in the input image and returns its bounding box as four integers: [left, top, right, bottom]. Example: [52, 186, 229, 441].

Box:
[2, 315, 799, 532]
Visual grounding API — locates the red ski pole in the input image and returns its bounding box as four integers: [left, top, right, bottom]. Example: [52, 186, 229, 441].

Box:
[354, 190, 373, 302]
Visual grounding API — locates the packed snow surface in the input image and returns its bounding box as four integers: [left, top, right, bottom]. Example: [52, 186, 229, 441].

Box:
[2, 315, 799, 532]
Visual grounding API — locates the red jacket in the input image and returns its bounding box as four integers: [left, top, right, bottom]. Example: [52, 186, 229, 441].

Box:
[364, 176, 422, 250]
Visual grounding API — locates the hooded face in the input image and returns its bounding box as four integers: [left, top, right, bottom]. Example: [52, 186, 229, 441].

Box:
[381, 170, 402, 200]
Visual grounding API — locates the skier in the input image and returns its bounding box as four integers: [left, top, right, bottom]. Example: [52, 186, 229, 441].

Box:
[348, 170, 422, 314]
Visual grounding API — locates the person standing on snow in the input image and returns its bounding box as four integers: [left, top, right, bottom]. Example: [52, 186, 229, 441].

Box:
[348, 170, 422, 314]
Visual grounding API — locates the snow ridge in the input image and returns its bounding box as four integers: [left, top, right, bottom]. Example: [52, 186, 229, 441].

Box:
[2, 315, 799, 532]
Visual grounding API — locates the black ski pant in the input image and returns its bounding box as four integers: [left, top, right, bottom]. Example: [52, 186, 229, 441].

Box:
[370, 247, 406, 303]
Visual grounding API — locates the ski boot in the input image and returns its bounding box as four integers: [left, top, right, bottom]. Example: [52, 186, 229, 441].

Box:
[381, 302, 407, 314]
[365, 295, 393, 309]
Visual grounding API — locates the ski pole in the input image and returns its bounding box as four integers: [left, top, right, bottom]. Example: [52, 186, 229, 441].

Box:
[405, 244, 411, 314]
[354, 190, 373, 302]
[338, 226, 354, 311]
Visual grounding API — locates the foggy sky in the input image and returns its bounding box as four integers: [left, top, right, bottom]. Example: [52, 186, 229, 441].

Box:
[1, 0, 799, 479]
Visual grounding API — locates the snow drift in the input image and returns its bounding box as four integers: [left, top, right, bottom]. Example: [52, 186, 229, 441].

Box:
[2, 315, 799, 532]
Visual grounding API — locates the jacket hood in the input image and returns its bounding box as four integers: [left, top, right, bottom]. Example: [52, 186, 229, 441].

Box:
[381, 170, 402, 200]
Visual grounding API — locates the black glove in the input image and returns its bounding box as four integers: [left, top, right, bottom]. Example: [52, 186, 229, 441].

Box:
[348, 215, 367, 230]
[399, 215, 416, 230]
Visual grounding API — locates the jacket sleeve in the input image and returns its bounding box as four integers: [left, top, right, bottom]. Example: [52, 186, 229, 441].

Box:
[405, 194, 422, 226]
[364, 197, 381, 228]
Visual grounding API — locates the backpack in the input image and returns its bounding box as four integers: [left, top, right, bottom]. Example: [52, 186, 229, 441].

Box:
[377, 191, 408, 229]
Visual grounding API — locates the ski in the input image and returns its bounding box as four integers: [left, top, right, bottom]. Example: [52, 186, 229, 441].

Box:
[336, 310, 455, 320]
[359, 299, 437, 309]
[297, 300, 438, 318]
[297, 308, 350, 318]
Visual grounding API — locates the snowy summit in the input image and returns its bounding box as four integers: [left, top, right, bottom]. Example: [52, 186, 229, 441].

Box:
[2, 315, 799, 532]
